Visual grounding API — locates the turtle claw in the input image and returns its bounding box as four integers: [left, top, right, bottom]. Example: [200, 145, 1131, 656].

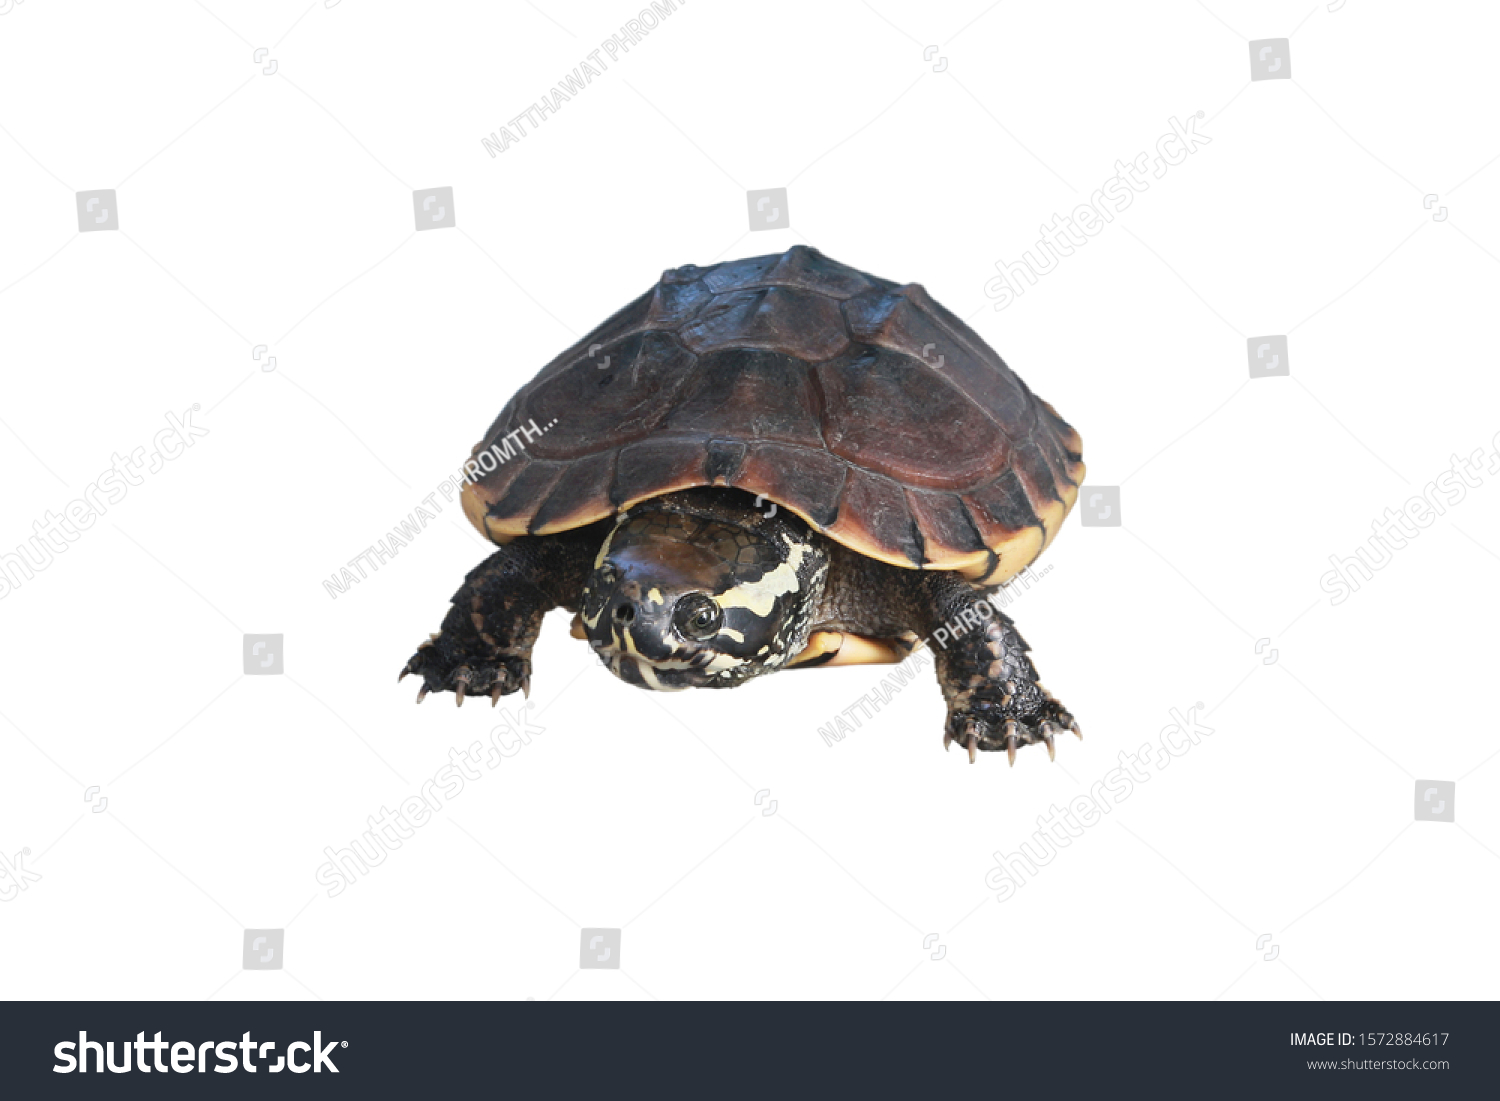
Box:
[402, 635, 534, 707]
[416, 686, 429, 704]
[932, 587, 1082, 763]
[941, 703, 1077, 766]
[1069, 718, 1083, 741]
[1040, 721, 1060, 762]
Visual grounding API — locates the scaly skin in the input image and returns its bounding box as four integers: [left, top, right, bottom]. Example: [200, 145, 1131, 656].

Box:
[917, 571, 1081, 764]
[808, 543, 1080, 763]
[405, 493, 1079, 762]
[399, 524, 601, 705]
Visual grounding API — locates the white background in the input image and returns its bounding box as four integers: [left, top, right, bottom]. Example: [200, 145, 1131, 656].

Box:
[1, 0, 1497, 1001]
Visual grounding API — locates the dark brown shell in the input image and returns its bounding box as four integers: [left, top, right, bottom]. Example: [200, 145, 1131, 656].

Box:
[461, 245, 1084, 584]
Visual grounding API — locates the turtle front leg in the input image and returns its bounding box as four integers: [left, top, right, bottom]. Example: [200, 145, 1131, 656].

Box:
[921, 575, 1081, 764]
[401, 528, 599, 706]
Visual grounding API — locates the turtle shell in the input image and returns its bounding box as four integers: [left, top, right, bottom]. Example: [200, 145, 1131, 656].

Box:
[461, 245, 1084, 585]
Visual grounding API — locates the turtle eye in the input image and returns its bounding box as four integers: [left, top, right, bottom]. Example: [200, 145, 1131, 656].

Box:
[673, 593, 723, 641]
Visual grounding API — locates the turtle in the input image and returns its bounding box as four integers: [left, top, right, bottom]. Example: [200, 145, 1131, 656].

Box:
[401, 245, 1085, 763]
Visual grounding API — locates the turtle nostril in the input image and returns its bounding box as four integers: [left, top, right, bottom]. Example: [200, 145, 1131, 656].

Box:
[613, 603, 635, 624]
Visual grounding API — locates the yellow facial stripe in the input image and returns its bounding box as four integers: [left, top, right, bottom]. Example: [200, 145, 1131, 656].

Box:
[713, 540, 806, 618]
[592, 522, 619, 571]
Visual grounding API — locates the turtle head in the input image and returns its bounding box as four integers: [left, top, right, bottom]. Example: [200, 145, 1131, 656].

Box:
[581, 490, 827, 691]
